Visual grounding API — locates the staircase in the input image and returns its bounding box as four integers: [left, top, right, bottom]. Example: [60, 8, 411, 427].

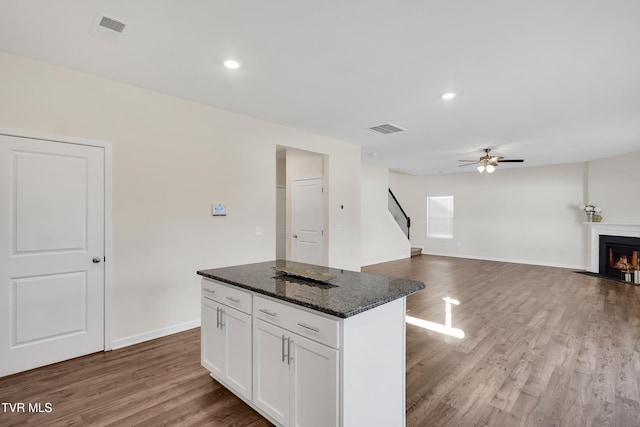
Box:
[388, 188, 410, 240]
[389, 188, 423, 258]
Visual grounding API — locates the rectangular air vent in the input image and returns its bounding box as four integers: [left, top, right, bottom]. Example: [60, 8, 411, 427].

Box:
[99, 16, 126, 33]
[368, 123, 406, 135]
[91, 13, 127, 41]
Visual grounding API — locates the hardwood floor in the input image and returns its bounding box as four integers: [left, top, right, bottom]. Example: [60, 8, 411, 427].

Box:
[365, 255, 640, 426]
[1, 255, 639, 426]
[0, 328, 270, 427]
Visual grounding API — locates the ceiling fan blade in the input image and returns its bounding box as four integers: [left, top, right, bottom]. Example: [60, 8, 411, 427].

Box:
[458, 160, 479, 162]
[497, 159, 524, 163]
[458, 163, 478, 167]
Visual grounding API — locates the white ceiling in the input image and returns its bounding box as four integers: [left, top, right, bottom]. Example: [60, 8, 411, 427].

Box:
[1, 0, 639, 175]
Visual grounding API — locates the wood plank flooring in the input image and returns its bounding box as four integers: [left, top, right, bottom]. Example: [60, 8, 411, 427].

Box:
[1, 255, 639, 426]
[364, 255, 640, 426]
[0, 328, 270, 427]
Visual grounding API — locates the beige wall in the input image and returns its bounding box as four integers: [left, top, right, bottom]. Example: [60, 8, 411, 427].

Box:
[360, 164, 410, 266]
[0, 51, 361, 342]
[389, 151, 640, 268]
[587, 150, 640, 224]
[390, 162, 587, 268]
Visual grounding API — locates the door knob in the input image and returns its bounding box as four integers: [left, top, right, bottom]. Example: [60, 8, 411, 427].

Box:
[92, 257, 102, 263]
[293, 234, 298, 238]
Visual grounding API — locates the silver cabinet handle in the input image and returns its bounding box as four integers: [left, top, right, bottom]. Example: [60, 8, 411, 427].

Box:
[220, 309, 225, 328]
[259, 308, 277, 317]
[226, 296, 240, 303]
[282, 334, 287, 363]
[204, 288, 215, 295]
[216, 307, 221, 329]
[297, 322, 320, 333]
[287, 337, 292, 365]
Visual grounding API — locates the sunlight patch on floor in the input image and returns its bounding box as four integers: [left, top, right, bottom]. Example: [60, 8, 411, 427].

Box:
[406, 297, 465, 339]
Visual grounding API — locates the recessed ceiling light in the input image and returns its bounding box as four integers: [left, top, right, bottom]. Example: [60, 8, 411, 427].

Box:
[441, 92, 456, 100]
[224, 60, 240, 69]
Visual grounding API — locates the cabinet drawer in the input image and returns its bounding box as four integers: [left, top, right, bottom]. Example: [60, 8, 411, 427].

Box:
[254, 295, 339, 349]
[201, 279, 252, 314]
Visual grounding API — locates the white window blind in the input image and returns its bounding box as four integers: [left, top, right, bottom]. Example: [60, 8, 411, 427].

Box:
[427, 196, 454, 238]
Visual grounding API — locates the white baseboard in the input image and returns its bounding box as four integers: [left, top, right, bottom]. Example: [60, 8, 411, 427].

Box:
[422, 251, 586, 271]
[111, 319, 201, 350]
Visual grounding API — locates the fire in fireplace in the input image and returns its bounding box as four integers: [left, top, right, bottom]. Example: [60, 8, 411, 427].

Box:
[599, 235, 640, 283]
[610, 249, 638, 270]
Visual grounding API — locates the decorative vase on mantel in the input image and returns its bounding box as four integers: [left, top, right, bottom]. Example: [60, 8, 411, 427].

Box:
[580, 204, 602, 223]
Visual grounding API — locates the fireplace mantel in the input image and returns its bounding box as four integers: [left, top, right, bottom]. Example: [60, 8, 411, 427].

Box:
[587, 223, 640, 272]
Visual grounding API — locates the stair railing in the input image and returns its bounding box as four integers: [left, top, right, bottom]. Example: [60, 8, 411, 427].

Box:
[388, 188, 411, 240]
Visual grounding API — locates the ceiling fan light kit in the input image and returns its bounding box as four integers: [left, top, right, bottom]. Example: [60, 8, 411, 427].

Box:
[460, 148, 524, 174]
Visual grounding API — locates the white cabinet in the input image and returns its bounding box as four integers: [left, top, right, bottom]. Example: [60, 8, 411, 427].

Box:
[289, 327, 338, 426]
[252, 319, 290, 425]
[201, 283, 252, 401]
[253, 318, 338, 427]
[201, 278, 407, 427]
[201, 298, 225, 376]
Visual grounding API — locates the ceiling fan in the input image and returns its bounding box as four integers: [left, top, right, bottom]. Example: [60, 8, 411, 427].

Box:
[458, 148, 524, 173]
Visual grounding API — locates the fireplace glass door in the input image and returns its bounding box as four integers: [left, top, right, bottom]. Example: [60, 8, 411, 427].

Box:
[599, 235, 640, 278]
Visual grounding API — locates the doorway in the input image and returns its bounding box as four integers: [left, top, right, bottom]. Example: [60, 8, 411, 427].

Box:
[275, 147, 328, 266]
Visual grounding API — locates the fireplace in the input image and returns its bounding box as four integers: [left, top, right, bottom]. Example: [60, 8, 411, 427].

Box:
[599, 235, 640, 279]
[587, 223, 640, 278]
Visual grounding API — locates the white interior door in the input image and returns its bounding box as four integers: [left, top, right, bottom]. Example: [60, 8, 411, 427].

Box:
[291, 177, 324, 265]
[0, 134, 105, 377]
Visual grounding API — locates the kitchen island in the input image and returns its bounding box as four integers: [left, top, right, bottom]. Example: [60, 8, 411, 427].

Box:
[197, 260, 425, 427]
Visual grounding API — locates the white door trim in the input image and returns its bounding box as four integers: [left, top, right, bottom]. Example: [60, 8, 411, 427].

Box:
[0, 127, 113, 350]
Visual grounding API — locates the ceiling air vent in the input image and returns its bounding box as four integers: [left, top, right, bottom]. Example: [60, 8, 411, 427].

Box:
[91, 13, 127, 40]
[99, 16, 126, 33]
[368, 123, 406, 135]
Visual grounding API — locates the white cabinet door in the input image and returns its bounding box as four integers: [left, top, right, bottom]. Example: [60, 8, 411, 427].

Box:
[290, 334, 338, 427]
[254, 318, 339, 427]
[202, 297, 252, 400]
[202, 298, 225, 377]
[254, 319, 290, 426]
[223, 304, 252, 400]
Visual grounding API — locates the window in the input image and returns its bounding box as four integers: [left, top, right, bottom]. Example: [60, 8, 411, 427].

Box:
[427, 196, 454, 238]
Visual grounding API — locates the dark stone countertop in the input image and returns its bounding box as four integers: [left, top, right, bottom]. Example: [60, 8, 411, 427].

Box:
[197, 260, 425, 318]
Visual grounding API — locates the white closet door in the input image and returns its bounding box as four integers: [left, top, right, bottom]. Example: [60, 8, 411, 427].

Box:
[291, 177, 324, 265]
[0, 134, 105, 377]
